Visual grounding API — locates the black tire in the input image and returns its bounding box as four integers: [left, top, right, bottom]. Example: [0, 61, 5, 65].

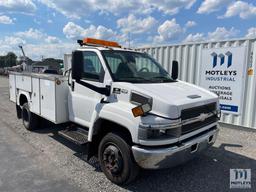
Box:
[22, 103, 39, 131]
[16, 104, 22, 119]
[98, 132, 139, 185]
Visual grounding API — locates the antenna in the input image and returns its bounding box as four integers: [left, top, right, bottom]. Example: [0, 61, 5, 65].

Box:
[128, 32, 131, 48]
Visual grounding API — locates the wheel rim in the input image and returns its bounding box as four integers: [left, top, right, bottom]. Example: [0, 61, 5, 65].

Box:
[102, 144, 124, 175]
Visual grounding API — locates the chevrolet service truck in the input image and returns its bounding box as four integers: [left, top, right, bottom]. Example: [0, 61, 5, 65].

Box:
[9, 38, 220, 184]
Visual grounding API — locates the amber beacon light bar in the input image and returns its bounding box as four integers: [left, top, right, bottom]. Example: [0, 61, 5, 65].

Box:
[77, 37, 121, 48]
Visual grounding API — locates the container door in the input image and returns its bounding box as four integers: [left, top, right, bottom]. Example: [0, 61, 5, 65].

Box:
[31, 78, 40, 115]
[9, 74, 16, 102]
[40, 79, 56, 122]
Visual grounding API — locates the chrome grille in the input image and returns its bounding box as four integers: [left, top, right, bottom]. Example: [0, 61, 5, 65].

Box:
[181, 116, 218, 135]
[181, 103, 217, 135]
[181, 103, 217, 120]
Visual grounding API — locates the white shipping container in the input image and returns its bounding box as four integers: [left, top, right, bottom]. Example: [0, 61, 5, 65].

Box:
[137, 38, 256, 129]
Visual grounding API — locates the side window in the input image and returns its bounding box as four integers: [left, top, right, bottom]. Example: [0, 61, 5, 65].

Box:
[82, 52, 104, 82]
[106, 56, 122, 73]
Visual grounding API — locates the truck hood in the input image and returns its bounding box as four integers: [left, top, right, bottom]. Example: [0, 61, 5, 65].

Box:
[113, 80, 218, 119]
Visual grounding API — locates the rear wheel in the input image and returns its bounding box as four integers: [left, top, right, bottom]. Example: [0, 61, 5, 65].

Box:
[22, 103, 39, 131]
[98, 132, 139, 185]
[16, 104, 22, 119]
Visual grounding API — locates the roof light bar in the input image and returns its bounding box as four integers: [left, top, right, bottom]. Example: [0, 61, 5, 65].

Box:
[78, 37, 121, 48]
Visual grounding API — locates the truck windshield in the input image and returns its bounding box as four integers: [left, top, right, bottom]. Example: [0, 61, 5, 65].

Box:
[101, 50, 174, 83]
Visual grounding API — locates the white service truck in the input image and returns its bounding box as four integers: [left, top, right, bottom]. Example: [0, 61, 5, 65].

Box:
[9, 38, 220, 184]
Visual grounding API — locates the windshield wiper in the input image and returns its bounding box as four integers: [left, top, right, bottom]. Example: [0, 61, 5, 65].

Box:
[117, 77, 154, 83]
[134, 77, 154, 82]
[151, 76, 174, 82]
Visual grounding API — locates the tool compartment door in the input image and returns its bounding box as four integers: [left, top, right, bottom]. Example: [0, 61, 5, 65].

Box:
[31, 78, 40, 115]
[9, 74, 16, 102]
[40, 79, 56, 122]
[16, 75, 32, 92]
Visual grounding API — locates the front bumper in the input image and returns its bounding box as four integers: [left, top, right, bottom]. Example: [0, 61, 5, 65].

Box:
[132, 126, 219, 169]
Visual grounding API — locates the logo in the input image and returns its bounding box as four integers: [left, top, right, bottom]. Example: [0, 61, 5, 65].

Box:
[211, 51, 232, 68]
[121, 89, 128, 94]
[198, 113, 208, 121]
[230, 169, 251, 189]
[113, 87, 121, 94]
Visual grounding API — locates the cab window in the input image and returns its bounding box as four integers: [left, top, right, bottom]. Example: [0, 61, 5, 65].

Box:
[82, 52, 104, 82]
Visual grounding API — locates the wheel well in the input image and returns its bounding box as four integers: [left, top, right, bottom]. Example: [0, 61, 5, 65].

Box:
[90, 119, 133, 156]
[19, 94, 28, 106]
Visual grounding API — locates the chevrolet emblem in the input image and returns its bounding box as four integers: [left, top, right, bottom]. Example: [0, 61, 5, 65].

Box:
[198, 113, 208, 121]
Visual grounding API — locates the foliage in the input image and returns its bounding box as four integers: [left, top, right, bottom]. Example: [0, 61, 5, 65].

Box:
[0, 51, 63, 69]
[0, 52, 17, 68]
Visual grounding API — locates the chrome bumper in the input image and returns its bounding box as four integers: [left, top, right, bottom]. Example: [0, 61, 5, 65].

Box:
[132, 127, 219, 169]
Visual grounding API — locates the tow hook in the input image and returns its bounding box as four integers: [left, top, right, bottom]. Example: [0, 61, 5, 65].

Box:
[190, 143, 198, 153]
[208, 135, 214, 144]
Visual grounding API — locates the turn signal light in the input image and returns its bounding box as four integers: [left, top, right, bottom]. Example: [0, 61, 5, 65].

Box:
[132, 106, 144, 117]
[83, 38, 121, 48]
[132, 103, 152, 117]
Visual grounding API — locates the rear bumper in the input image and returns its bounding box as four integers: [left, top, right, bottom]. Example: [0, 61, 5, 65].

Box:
[132, 126, 219, 169]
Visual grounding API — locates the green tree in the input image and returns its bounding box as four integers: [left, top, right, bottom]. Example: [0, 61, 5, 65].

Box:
[0, 52, 17, 68]
[5, 52, 17, 67]
[0, 56, 4, 68]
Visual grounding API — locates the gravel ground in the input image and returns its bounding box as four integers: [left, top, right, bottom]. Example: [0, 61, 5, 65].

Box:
[0, 113, 82, 192]
[0, 75, 255, 192]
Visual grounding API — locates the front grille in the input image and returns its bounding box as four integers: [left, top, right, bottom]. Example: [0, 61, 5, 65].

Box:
[181, 116, 218, 135]
[180, 103, 217, 135]
[181, 102, 216, 120]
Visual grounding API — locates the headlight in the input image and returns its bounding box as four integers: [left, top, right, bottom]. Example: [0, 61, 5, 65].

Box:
[130, 92, 152, 106]
[130, 92, 153, 117]
[138, 120, 181, 140]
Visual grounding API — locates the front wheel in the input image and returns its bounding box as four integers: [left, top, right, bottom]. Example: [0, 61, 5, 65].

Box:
[22, 103, 39, 131]
[98, 133, 139, 185]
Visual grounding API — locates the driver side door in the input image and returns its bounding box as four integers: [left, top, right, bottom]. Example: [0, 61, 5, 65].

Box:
[68, 51, 105, 127]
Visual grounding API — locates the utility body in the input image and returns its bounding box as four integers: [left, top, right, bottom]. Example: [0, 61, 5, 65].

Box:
[9, 38, 220, 184]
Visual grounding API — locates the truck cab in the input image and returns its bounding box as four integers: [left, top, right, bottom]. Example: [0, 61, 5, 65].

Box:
[10, 38, 220, 185]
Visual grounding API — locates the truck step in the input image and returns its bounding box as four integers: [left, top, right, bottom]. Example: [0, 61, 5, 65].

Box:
[59, 127, 89, 145]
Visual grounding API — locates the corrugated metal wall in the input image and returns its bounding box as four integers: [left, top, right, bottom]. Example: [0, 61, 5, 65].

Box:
[137, 38, 256, 129]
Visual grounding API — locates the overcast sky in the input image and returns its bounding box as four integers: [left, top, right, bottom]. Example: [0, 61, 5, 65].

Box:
[0, 0, 256, 60]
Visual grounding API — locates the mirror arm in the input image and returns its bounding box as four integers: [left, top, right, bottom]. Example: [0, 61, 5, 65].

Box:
[67, 69, 72, 86]
[77, 80, 111, 96]
[100, 98, 110, 104]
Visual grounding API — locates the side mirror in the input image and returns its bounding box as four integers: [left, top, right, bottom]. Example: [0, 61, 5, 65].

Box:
[72, 51, 83, 81]
[171, 60, 178, 80]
